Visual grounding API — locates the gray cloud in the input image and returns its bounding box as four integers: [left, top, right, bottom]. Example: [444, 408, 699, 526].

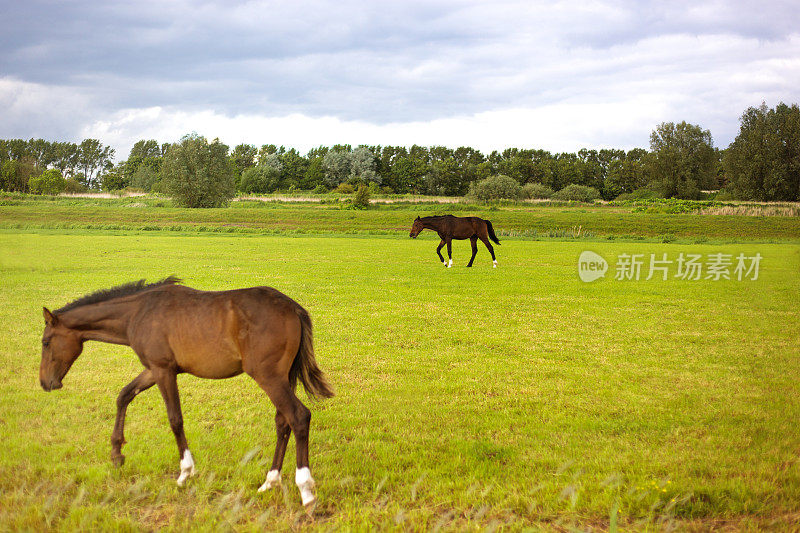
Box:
[1, 0, 799, 155]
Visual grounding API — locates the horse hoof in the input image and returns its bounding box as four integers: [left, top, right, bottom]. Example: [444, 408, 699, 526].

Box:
[303, 496, 317, 516]
[111, 453, 125, 468]
[176, 450, 196, 486]
[258, 470, 282, 492]
[296, 467, 316, 514]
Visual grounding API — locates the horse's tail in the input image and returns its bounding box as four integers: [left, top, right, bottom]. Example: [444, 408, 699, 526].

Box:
[485, 220, 501, 245]
[290, 306, 335, 399]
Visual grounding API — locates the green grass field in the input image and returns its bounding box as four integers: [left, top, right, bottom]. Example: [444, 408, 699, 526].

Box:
[1, 199, 799, 530]
[3, 193, 800, 242]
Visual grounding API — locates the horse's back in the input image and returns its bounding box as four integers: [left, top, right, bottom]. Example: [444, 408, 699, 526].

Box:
[446, 215, 486, 239]
[130, 285, 302, 379]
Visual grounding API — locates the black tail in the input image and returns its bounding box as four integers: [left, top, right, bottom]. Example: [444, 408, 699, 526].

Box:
[485, 220, 501, 245]
[290, 306, 334, 399]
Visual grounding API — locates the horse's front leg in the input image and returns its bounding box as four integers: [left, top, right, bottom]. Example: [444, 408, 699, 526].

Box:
[153, 367, 195, 486]
[436, 240, 446, 265]
[111, 369, 155, 466]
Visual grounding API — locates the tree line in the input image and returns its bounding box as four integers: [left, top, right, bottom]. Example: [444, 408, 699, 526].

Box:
[2, 102, 798, 205]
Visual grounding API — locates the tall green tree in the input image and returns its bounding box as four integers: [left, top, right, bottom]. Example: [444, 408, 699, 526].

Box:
[725, 102, 800, 201]
[279, 148, 309, 189]
[160, 134, 235, 207]
[425, 157, 463, 195]
[647, 121, 716, 199]
[230, 144, 257, 177]
[322, 149, 351, 187]
[350, 146, 379, 184]
[78, 139, 115, 189]
[301, 156, 326, 190]
[124, 139, 163, 185]
[52, 142, 80, 177]
[605, 148, 647, 198]
[0, 159, 37, 192]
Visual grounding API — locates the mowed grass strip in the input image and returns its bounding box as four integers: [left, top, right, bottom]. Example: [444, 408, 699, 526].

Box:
[1, 232, 799, 530]
[2, 196, 800, 240]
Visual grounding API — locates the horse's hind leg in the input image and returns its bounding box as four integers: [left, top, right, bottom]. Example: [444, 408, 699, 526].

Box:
[467, 236, 478, 267]
[111, 369, 155, 467]
[250, 373, 316, 512]
[436, 240, 446, 265]
[258, 411, 291, 491]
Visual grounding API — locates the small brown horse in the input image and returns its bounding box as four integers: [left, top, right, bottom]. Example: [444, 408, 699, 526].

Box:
[39, 277, 332, 512]
[409, 215, 500, 267]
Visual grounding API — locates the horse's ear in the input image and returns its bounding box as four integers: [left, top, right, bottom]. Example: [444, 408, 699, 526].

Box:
[43, 307, 57, 326]
[415, 216, 420, 220]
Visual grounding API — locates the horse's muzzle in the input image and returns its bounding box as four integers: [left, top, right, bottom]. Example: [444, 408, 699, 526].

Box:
[40, 378, 62, 391]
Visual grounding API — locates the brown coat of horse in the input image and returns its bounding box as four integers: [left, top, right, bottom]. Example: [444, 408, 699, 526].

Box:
[39, 277, 332, 512]
[409, 215, 500, 267]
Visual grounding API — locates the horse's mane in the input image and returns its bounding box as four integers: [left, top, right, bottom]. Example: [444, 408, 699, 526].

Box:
[419, 214, 451, 221]
[56, 276, 182, 314]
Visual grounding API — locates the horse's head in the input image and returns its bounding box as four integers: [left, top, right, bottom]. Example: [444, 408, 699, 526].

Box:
[39, 308, 83, 391]
[409, 216, 423, 238]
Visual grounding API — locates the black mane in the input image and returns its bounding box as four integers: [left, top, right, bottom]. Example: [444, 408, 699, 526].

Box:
[56, 276, 182, 314]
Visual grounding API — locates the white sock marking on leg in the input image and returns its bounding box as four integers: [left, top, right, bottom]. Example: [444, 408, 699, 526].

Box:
[493, 260, 498, 268]
[295, 467, 316, 507]
[258, 469, 282, 492]
[176, 449, 195, 486]
[447, 259, 452, 268]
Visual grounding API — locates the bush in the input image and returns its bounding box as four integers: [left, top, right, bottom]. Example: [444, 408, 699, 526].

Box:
[552, 184, 601, 202]
[352, 185, 371, 209]
[161, 134, 235, 208]
[467, 174, 521, 201]
[336, 183, 355, 194]
[63, 178, 88, 194]
[312, 184, 328, 194]
[239, 165, 280, 194]
[28, 169, 67, 195]
[521, 182, 554, 199]
[101, 168, 127, 191]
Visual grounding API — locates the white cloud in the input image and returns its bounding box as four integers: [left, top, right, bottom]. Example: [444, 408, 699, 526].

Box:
[83, 96, 669, 158]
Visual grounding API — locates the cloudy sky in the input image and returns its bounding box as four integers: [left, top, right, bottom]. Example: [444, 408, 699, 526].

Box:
[1, 0, 798, 160]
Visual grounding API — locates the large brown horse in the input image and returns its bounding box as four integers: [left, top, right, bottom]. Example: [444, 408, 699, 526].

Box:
[409, 215, 500, 267]
[39, 277, 332, 512]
